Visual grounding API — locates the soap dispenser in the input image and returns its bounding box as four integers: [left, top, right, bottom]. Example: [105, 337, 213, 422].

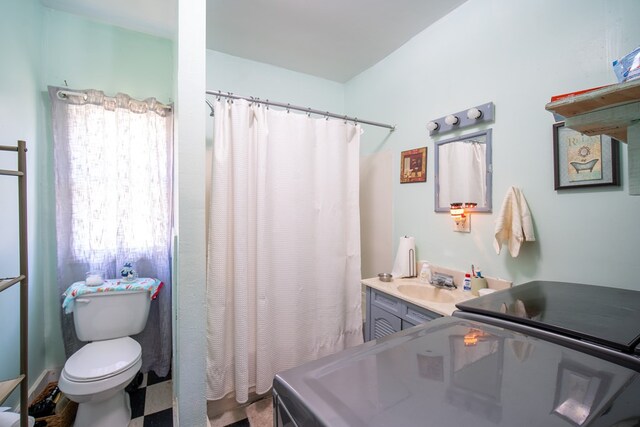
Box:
[419, 262, 431, 284]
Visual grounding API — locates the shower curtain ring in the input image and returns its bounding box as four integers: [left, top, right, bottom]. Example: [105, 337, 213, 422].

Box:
[307, 107, 312, 117]
[325, 112, 329, 120]
[286, 103, 291, 113]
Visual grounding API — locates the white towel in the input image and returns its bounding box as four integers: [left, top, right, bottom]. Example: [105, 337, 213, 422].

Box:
[494, 186, 535, 257]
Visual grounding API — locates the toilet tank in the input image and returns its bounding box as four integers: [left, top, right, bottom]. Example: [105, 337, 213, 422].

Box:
[73, 290, 151, 341]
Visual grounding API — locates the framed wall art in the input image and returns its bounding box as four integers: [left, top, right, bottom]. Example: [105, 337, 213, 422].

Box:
[400, 147, 427, 183]
[553, 122, 620, 190]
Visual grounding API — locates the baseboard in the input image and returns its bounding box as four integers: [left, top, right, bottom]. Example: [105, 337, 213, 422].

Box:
[23, 367, 62, 408]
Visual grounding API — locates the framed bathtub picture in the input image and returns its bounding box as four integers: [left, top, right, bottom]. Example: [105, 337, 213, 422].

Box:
[400, 147, 427, 183]
[552, 122, 619, 190]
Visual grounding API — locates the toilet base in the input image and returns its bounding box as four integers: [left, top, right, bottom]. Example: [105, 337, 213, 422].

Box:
[74, 389, 131, 427]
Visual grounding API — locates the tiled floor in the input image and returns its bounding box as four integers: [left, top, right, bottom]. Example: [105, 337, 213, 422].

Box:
[126, 370, 253, 427]
[128, 371, 174, 427]
[225, 419, 250, 427]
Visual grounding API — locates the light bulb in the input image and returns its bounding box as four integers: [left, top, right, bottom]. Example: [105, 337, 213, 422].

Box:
[467, 107, 482, 120]
[445, 115, 459, 126]
[426, 121, 439, 132]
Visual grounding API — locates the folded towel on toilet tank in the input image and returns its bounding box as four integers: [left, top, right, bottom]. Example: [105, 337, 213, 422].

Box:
[62, 278, 163, 314]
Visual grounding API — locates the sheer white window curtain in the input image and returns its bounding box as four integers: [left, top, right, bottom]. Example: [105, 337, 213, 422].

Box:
[49, 87, 173, 376]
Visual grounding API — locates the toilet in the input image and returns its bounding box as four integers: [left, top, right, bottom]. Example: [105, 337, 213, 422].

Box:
[58, 290, 151, 427]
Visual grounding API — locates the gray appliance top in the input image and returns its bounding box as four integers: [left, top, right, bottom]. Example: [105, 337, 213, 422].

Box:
[455, 281, 640, 354]
[273, 317, 640, 427]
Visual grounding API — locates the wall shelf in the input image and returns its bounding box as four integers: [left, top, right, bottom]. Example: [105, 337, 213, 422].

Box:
[0, 276, 25, 293]
[0, 376, 25, 404]
[0, 141, 29, 426]
[545, 79, 640, 194]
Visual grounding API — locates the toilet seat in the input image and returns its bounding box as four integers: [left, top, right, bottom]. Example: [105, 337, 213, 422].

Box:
[64, 337, 141, 382]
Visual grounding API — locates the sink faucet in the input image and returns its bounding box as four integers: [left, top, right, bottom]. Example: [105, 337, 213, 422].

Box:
[430, 272, 457, 289]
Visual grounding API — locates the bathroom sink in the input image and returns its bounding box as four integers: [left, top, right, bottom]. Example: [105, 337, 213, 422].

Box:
[397, 285, 456, 303]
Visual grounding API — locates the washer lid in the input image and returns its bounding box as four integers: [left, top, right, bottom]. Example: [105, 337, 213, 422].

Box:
[64, 337, 141, 382]
[456, 281, 640, 353]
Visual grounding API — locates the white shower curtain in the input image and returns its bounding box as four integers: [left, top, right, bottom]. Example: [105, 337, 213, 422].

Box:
[438, 141, 487, 206]
[206, 99, 363, 403]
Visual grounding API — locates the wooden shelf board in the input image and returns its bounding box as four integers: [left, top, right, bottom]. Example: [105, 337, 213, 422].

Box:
[546, 78, 640, 119]
[564, 101, 640, 142]
[0, 375, 24, 404]
[0, 276, 24, 293]
[546, 81, 640, 195]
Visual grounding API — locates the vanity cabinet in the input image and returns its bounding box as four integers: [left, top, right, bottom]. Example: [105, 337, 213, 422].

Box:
[365, 286, 442, 341]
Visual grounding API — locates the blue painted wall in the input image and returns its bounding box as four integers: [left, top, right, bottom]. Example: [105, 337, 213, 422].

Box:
[0, 4, 174, 406]
[345, 0, 640, 288]
[39, 7, 174, 370]
[3, 0, 640, 415]
[42, 8, 174, 103]
[0, 0, 45, 408]
[205, 49, 345, 183]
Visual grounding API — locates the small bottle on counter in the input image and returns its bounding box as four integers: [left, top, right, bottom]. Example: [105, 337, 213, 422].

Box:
[463, 273, 472, 291]
[419, 262, 431, 283]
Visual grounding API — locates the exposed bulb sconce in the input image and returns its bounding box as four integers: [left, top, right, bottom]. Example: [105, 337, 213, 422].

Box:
[466, 107, 482, 120]
[444, 114, 459, 126]
[450, 202, 477, 233]
[427, 102, 494, 136]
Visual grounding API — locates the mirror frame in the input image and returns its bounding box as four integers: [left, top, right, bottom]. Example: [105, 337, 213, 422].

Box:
[434, 129, 493, 213]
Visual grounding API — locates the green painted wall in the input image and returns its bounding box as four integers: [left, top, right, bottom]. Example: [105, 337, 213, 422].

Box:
[0, 3, 174, 403]
[0, 0, 45, 408]
[42, 8, 173, 103]
[206, 49, 344, 113]
[39, 8, 174, 370]
[3, 0, 639, 415]
[345, 0, 640, 289]
[205, 49, 345, 165]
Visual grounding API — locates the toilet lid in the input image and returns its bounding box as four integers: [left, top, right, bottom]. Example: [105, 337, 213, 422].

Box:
[64, 337, 141, 382]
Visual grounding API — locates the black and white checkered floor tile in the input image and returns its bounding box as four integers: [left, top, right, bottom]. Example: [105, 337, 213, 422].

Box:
[127, 371, 255, 427]
[127, 371, 173, 427]
[224, 418, 250, 426]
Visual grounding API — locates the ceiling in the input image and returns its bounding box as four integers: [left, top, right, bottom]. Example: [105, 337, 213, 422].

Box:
[41, 0, 467, 82]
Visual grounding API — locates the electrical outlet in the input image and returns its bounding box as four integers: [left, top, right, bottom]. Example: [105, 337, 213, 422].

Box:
[453, 217, 470, 232]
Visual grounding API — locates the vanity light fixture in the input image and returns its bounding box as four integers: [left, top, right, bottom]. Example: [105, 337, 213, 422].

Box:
[427, 102, 494, 136]
[450, 202, 477, 233]
[444, 114, 459, 126]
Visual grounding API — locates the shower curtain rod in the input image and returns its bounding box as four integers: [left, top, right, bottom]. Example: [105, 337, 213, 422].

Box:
[206, 90, 395, 132]
[56, 89, 172, 110]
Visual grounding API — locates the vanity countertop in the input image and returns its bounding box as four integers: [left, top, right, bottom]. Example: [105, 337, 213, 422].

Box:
[361, 277, 476, 316]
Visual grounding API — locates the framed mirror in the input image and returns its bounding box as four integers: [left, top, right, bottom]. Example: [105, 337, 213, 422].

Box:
[434, 129, 492, 212]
